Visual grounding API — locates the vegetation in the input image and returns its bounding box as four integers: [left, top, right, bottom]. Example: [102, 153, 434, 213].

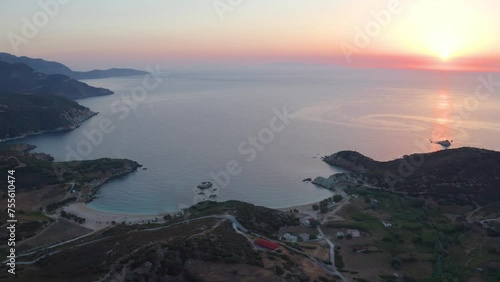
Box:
[60, 210, 86, 224]
[0, 92, 97, 140]
[319, 199, 329, 213]
[333, 194, 343, 203]
[187, 200, 300, 236]
[13, 219, 278, 281]
[0, 149, 140, 194]
[46, 197, 77, 213]
[322, 148, 500, 204]
[0, 61, 112, 99]
[325, 187, 500, 281]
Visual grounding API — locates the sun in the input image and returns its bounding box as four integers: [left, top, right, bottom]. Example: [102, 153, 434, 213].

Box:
[440, 50, 450, 61]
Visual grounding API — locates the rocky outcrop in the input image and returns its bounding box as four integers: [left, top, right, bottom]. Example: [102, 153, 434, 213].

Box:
[312, 173, 365, 189]
[322, 150, 375, 172]
[83, 159, 142, 201]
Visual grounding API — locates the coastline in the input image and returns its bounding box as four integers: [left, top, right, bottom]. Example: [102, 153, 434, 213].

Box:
[0, 111, 98, 143]
[63, 202, 175, 230]
[66, 194, 339, 231]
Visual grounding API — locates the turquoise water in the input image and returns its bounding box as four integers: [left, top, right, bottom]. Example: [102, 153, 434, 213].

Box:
[14, 67, 500, 214]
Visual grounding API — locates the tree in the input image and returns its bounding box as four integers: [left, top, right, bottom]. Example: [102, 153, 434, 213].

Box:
[312, 204, 319, 211]
[333, 195, 343, 203]
[391, 257, 402, 270]
[319, 200, 328, 213]
[275, 265, 284, 276]
[320, 205, 328, 214]
[309, 219, 320, 228]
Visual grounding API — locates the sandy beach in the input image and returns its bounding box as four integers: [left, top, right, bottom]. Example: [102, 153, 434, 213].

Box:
[63, 202, 175, 230]
[64, 188, 346, 231]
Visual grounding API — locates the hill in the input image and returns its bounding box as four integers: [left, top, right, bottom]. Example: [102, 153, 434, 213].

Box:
[0, 52, 148, 80]
[72, 68, 147, 79]
[0, 62, 113, 99]
[317, 148, 500, 205]
[0, 93, 96, 140]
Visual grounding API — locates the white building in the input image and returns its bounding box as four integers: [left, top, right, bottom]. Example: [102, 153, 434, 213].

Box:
[346, 229, 361, 238]
[299, 233, 310, 241]
[283, 233, 298, 243]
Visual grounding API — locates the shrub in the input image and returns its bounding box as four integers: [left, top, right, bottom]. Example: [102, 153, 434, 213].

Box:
[275, 265, 284, 276]
[333, 195, 343, 203]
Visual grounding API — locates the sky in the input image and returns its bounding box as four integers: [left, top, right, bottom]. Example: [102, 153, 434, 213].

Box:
[0, 0, 499, 71]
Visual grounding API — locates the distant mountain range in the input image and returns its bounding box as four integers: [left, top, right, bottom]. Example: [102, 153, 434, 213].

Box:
[0, 53, 148, 142]
[0, 52, 148, 80]
[0, 93, 96, 140]
[0, 61, 112, 99]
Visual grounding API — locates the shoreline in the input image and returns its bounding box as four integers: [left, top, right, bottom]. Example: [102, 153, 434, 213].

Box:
[0, 111, 98, 143]
[63, 202, 176, 230]
[66, 193, 340, 231]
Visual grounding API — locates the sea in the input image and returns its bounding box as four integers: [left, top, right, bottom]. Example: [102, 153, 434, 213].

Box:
[12, 66, 500, 214]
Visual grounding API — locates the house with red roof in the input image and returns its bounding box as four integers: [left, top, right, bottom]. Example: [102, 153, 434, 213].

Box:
[254, 239, 279, 251]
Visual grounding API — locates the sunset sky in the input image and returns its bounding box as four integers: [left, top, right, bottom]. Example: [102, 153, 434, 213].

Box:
[1, 0, 499, 71]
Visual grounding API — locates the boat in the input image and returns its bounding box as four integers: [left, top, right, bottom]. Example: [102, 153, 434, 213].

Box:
[209, 194, 217, 198]
[197, 181, 213, 189]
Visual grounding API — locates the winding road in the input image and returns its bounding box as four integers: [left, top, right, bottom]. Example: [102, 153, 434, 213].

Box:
[12, 212, 348, 282]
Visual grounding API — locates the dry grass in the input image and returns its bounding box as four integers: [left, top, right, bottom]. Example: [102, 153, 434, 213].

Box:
[15, 184, 69, 212]
[17, 218, 92, 252]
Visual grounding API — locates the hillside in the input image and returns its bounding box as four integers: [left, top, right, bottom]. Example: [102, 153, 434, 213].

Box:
[0, 62, 113, 99]
[318, 148, 500, 205]
[0, 93, 96, 140]
[0, 52, 148, 80]
[2, 199, 338, 282]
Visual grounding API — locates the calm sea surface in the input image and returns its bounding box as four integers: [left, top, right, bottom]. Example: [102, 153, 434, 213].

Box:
[14, 67, 500, 214]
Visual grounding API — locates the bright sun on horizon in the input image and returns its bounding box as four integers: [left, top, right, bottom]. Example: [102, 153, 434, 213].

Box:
[440, 51, 450, 61]
[1, 0, 499, 71]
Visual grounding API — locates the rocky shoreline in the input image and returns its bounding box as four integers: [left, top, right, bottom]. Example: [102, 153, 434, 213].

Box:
[0, 111, 97, 143]
[84, 160, 142, 202]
